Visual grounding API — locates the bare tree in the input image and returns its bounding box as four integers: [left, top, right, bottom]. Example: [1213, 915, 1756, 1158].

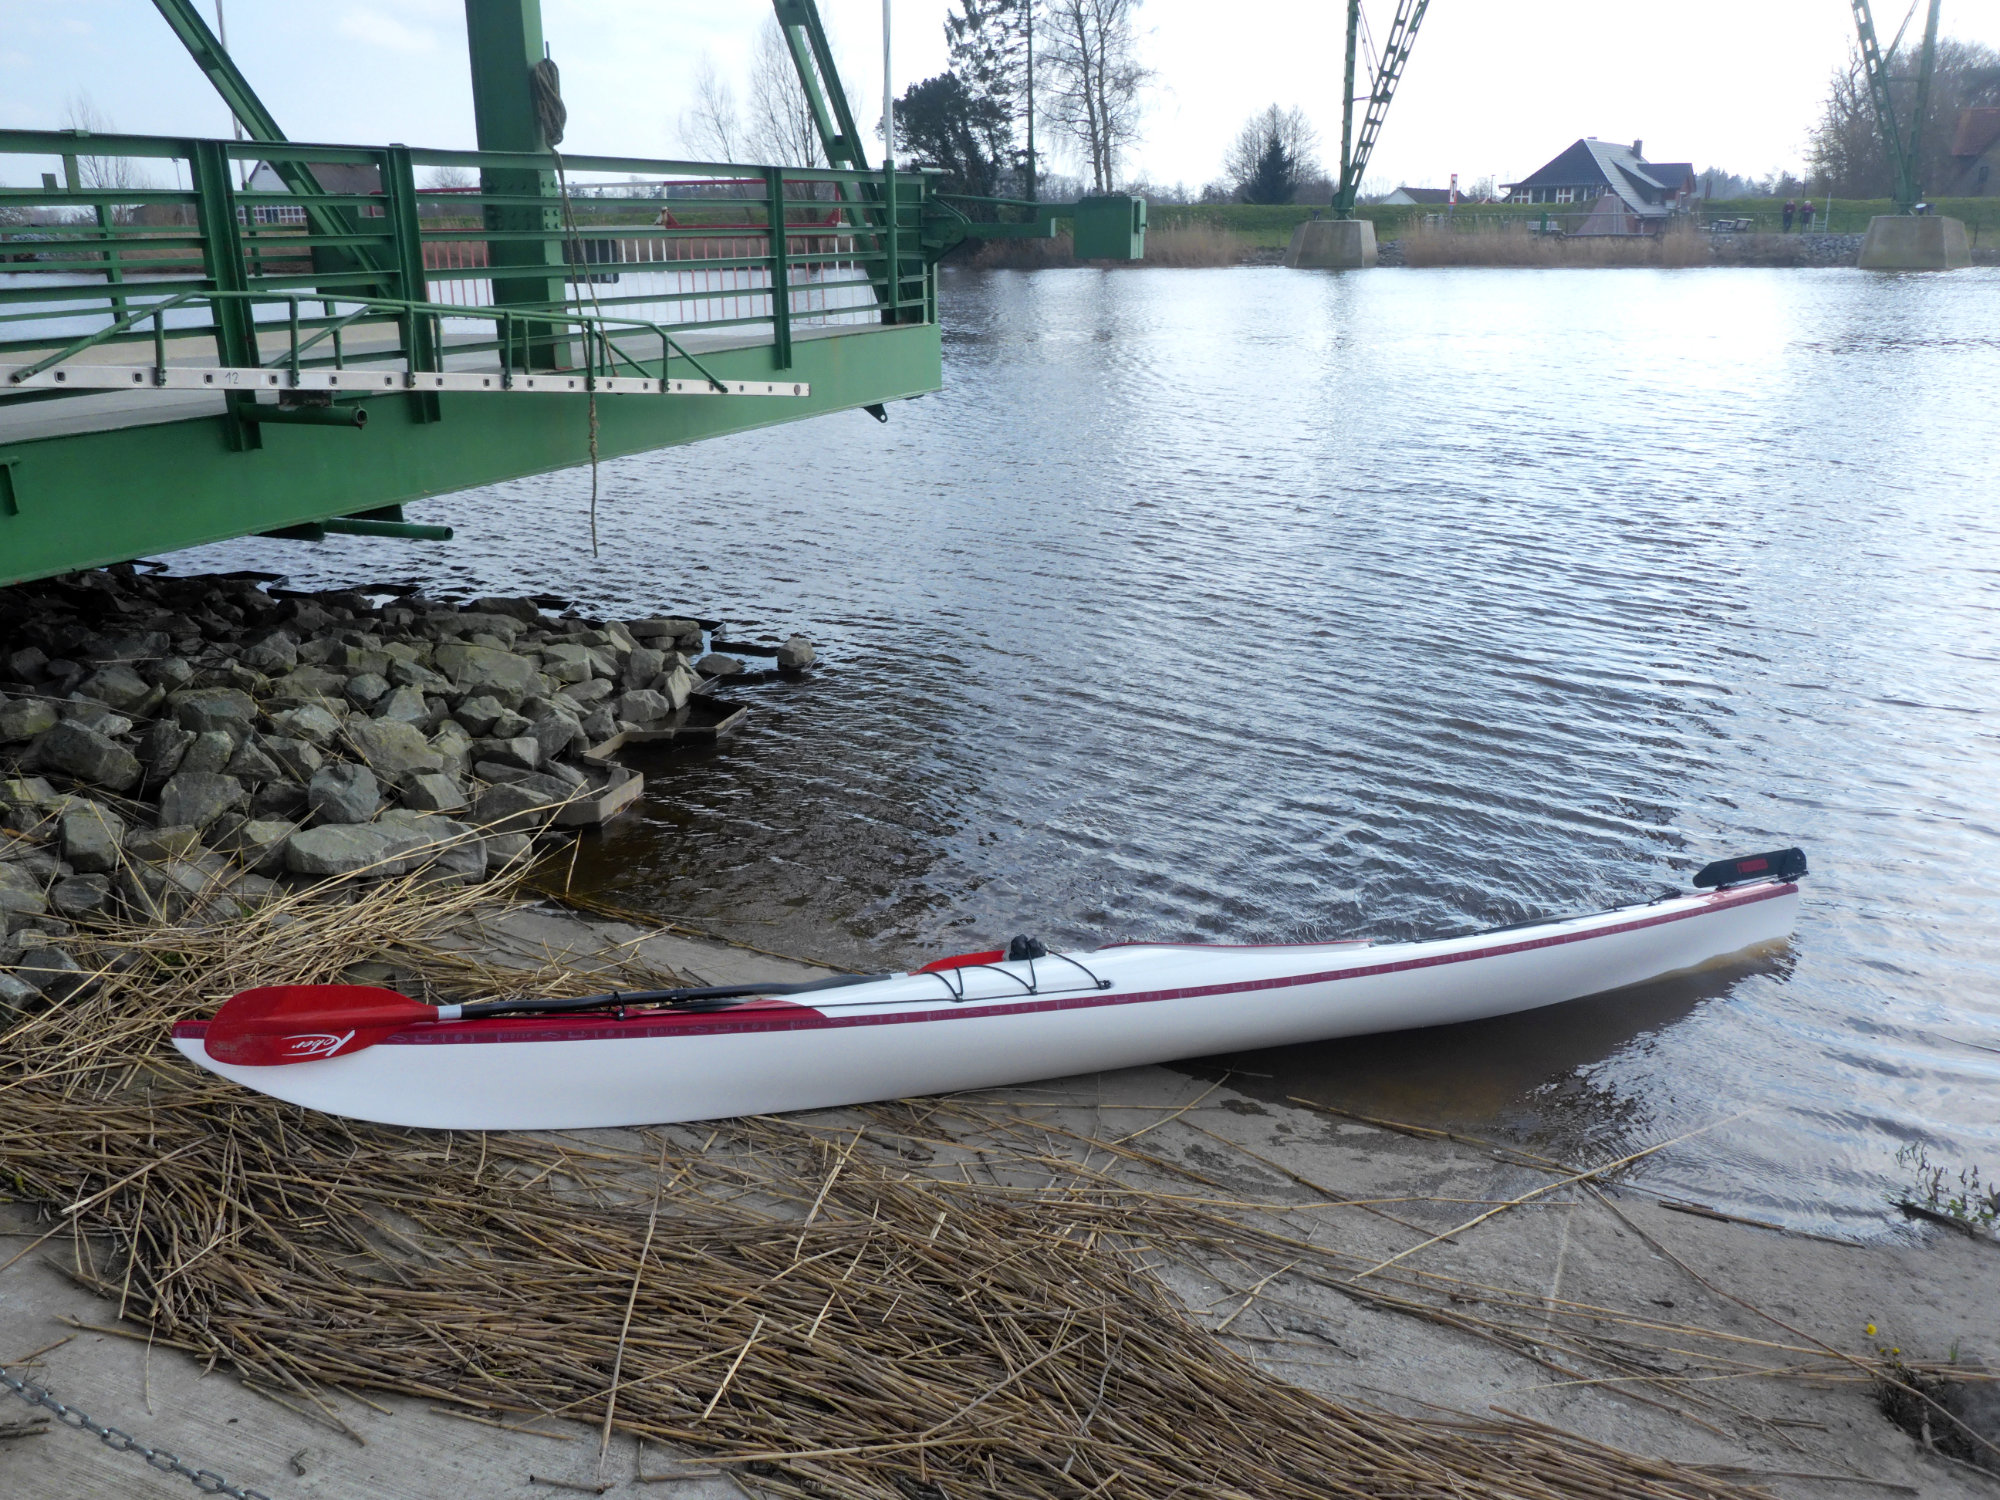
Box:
[1040, 0, 1150, 191]
[747, 17, 825, 168]
[60, 94, 150, 195]
[1808, 37, 2000, 196]
[422, 165, 475, 191]
[680, 57, 746, 163]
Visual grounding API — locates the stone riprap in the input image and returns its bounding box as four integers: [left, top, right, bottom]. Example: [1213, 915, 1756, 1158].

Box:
[0, 567, 815, 1012]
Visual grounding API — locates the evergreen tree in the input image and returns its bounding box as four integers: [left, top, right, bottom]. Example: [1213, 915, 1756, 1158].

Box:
[945, 0, 1036, 196]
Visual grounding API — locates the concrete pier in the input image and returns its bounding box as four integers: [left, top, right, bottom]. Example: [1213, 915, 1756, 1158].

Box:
[1858, 214, 1971, 270]
[1286, 217, 1377, 270]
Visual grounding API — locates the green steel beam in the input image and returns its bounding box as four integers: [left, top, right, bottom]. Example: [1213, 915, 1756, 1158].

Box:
[0, 324, 941, 585]
[771, 0, 874, 171]
[1336, 0, 1359, 217]
[149, 0, 383, 287]
[463, 0, 566, 361]
[1908, 0, 1943, 207]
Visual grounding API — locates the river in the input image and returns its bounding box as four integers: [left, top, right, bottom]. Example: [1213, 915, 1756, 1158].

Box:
[175, 263, 2000, 1236]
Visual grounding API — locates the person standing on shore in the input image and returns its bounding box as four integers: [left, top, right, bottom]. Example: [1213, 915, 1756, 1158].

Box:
[1783, 199, 1796, 231]
[1801, 199, 1815, 231]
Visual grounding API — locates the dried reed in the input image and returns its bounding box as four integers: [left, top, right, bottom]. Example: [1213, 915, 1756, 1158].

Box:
[0, 878, 1942, 1498]
[1399, 224, 1714, 269]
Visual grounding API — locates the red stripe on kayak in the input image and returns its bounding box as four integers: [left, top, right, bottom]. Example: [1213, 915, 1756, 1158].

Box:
[173, 883, 1795, 1049]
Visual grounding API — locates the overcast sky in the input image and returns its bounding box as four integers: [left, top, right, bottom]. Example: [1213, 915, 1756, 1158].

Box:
[4, 1, 1997, 192]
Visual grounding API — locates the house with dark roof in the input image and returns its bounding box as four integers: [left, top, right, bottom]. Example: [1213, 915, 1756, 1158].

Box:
[1947, 108, 2000, 196]
[1381, 185, 1458, 205]
[1501, 139, 1694, 232]
[243, 161, 386, 224]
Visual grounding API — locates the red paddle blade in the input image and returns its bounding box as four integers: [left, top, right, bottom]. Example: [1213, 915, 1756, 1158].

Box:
[203, 985, 436, 1067]
[916, 948, 1006, 974]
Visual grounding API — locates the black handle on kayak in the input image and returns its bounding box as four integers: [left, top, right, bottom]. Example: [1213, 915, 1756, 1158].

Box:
[459, 971, 890, 1020]
[1693, 848, 1807, 889]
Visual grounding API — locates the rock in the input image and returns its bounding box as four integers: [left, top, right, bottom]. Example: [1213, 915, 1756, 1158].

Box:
[339, 645, 392, 678]
[119, 858, 230, 923]
[470, 736, 539, 771]
[283, 823, 411, 878]
[241, 631, 299, 674]
[267, 665, 348, 705]
[453, 695, 506, 736]
[470, 778, 567, 835]
[694, 653, 744, 678]
[437, 611, 527, 645]
[77, 663, 159, 713]
[579, 706, 617, 744]
[655, 663, 696, 711]
[307, 763, 382, 825]
[268, 703, 344, 746]
[59, 702, 134, 739]
[248, 783, 308, 821]
[159, 771, 245, 832]
[614, 689, 675, 725]
[628, 617, 701, 643]
[34, 721, 142, 792]
[464, 595, 548, 626]
[59, 803, 126, 873]
[178, 729, 236, 777]
[401, 772, 468, 814]
[139, 722, 196, 784]
[224, 737, 285, 785]
[126, 825, 205, 862]
[490, 707, 533, 739]
[621, 646, 666, 689]
[4, 646, 49, 681]
[50, 874, 113, 919]
[211, 818, 296, 876]
[485, 832, 533, 868]
[0, 865, 49, 928]
[344, 717, 444, 786]
[537, 644, 603, 684]
[389, 657, 452, 694]
[377, 810, 486, 882]
[14, 946, 86, 1002]
[0, 968, 39, 1012]
[344, 672, 391, 709]
[259, 735, 323, 783]
[567, 677, 615, 706]
[0, 699, 59, 742]
[374, 684, 432, 728]
[525, 709, 580, 763]
[0, 777, 56, 810]
[145, 656, 195, 691]
[433, 642, 538, 703]
[777, 634, 816, 670]
[169, 685, 259, 735]
[429, 723, 473, 780]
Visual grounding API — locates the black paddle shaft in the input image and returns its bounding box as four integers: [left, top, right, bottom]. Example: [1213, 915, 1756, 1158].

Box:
[457, 971, 888, 1020]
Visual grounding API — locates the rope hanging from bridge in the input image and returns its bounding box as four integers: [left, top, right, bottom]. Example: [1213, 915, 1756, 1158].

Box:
[533, 54, 609, 559]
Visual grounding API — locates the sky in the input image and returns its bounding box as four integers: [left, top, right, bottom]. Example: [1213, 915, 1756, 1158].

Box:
[3, 1, 1997, 193]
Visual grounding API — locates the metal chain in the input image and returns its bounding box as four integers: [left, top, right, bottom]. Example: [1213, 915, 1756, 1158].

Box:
[1, 1366, 276, 1500]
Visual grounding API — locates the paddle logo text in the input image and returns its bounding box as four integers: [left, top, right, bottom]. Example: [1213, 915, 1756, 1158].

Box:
[284, 1031, 356, 1060]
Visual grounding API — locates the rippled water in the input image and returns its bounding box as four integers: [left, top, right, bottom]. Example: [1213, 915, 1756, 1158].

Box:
[178, 264, 2000, 1234]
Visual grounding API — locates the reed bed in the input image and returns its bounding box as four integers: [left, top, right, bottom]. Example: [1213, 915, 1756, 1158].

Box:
[1399, 225, 1714, 269]
[969, 225, 1252, 270]
[0, 879, 1972, 1498]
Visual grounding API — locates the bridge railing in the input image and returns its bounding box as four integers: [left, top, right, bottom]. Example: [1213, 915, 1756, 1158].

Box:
[0, 128, 935, 401]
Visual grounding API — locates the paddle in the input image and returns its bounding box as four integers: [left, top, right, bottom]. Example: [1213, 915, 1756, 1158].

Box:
[201, 973, 886, 1068]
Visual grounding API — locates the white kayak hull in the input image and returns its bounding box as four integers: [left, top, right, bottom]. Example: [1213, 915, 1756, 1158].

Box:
[173, 881, 1799, 1131]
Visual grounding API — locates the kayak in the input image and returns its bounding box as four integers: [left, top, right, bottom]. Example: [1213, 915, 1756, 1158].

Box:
[173, 858, 1802, 1131]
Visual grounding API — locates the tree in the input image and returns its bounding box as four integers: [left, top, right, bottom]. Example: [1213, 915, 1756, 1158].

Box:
[1223, 105, 1320, 204]
[1041, 0, 1150, 192]
[423, 166, 475, 191]
[946, 0, 1034, 192]
[679, 58, 746, 163]
[896, 74, 1011, 200]
[747, 16, 825, 168]
[60, 95, 149, 196]
[1807, 37, 2000, 196]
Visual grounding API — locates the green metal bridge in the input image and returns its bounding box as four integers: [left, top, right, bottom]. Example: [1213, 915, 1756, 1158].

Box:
[0, 0, 1057, 587]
